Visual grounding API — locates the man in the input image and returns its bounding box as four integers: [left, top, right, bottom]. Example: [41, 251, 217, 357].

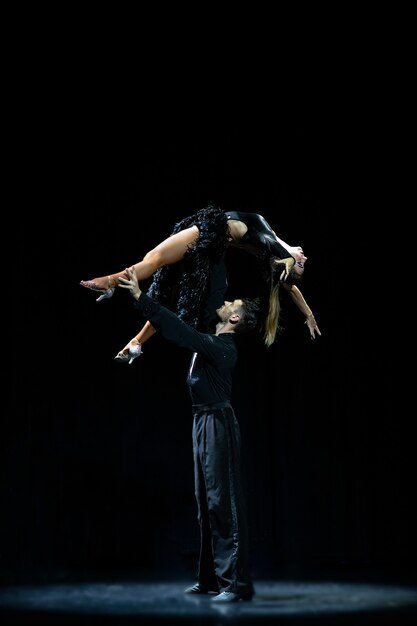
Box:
[119, 266, 260, 602]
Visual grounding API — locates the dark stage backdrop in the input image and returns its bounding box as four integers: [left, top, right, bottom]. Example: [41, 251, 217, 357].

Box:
[5, 118, 409, 586]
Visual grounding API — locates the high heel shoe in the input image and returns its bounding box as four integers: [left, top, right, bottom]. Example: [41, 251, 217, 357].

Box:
[80, 276, 116, 302]
[114, 342, 142, 365]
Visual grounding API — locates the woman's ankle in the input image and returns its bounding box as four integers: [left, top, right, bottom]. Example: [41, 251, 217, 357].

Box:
[108, 275, 119, 289]
[120, 338, 140, 355]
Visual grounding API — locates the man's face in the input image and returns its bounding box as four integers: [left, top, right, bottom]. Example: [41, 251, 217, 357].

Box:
[216, 299, 243, 322]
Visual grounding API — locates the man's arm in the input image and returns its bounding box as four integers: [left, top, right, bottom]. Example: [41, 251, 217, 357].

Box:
[118, 267, 223, 358]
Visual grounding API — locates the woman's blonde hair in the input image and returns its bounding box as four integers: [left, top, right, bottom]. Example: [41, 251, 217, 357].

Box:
[263, 281, 281, 347]
[262, 259, 303, 347]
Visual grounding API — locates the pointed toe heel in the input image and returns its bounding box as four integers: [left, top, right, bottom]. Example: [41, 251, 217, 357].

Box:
[96, 288, 115, 302]
[114, 342, 142, 365]
[128, 343, 142, 364]
[80, 276, 116, 302]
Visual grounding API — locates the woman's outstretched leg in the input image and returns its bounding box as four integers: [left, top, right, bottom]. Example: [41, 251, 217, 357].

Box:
[80, 226, 199, 301]
[114, 321, 156, 365]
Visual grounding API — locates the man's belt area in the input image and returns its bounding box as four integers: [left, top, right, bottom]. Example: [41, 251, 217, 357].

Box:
[192, 401, 231, 413]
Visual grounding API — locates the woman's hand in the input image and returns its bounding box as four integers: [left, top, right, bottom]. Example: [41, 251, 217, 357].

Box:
[305, 314, 321, 339]
[273, 257, 295, 282]
[287, 245, 305, 264]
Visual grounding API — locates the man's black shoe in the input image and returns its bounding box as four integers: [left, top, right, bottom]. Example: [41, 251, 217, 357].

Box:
[212, 591, 252, 602]
[184, 583, 218, 594]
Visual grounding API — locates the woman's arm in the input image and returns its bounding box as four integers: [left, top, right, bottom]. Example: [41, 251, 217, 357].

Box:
[271, 230, 304, 264]
[281, 283, 321, 339]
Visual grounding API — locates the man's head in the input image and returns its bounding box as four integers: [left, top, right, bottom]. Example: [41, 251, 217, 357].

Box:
[216, 298, 261, 334]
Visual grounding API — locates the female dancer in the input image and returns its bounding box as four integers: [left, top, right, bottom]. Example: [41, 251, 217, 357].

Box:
[80, 205, 320, 362]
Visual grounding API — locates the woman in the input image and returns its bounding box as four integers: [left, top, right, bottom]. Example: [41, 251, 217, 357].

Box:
[80, 204, 320, 362]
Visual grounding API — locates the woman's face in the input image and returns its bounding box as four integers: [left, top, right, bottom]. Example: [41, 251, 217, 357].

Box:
[292, 255, 307, 277]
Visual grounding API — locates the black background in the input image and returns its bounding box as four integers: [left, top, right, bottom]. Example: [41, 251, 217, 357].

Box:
[5, 82, 409, 589]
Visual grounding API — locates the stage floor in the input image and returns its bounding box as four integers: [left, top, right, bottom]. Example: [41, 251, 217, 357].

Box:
[1, 579, 417, 624]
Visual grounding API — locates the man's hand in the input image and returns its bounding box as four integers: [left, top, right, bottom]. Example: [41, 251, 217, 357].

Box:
[118, 266, 142, 300]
